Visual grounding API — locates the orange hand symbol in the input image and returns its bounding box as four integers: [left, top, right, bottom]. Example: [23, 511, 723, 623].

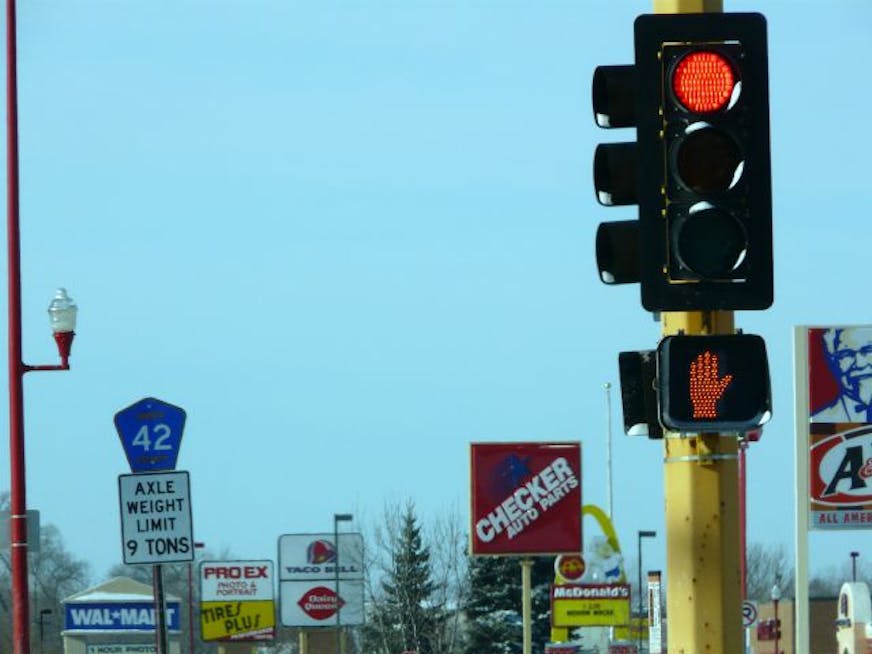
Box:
[689, 350, 733, 419]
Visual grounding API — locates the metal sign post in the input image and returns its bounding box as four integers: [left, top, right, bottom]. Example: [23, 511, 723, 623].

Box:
[115, 397, 190, 654]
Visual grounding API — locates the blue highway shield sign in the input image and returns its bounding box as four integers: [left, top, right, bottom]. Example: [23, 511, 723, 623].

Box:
[114, 397, 186, 473]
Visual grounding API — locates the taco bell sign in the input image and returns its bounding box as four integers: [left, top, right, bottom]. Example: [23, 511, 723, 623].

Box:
[470, 442, 582, 555]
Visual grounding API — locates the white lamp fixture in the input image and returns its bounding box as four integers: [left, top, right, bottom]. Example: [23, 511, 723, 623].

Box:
[47, 288, 77, 333]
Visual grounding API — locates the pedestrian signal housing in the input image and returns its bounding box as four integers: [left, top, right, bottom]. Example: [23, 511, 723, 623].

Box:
[657, 333, 771, 432]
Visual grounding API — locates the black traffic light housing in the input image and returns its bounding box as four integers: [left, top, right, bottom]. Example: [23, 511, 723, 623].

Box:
[635, 12, 772, 311]
[618, 350, 663, 439]
[593, 13, 772, 312]
[657, 333, 771, 432]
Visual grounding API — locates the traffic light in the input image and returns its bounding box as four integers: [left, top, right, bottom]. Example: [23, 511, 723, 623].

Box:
[657, 333, 771, 432]
[592, 61, 641, 286]
[634, 13, 772, 311]
[618, 350, 663, 439]
[756, 619, 773, 641]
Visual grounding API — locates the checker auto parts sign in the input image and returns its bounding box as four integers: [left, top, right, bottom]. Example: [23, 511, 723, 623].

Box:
[470, 442, 582, 555]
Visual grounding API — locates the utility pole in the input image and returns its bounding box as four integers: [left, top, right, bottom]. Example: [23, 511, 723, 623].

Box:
[591, 1, 773, 651]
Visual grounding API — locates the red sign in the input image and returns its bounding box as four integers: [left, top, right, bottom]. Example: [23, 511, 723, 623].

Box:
[555, 554, 586, 582]
[470, 442, 582, 555]
[806, 326, 872, 528]
[296, 586, 344, 621]
[544, 646, 579, 654]
[809, 424, 872, 527]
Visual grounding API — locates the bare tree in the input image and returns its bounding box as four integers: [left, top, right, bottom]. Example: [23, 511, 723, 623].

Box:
[423, 504, 468, 654]
[745, 542, 794, 601]
[809, 557, 872, 598]
[0, 493, 91, 654]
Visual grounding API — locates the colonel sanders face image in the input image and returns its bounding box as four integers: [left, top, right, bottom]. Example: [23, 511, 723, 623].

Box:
[812, 327, 872, 422]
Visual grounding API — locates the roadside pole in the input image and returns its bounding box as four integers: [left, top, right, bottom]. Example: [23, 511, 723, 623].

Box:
[661, 310, 743, 653]
[648, 2, 746, 650]
[153, 564, 168, 654]
[115, 398, 193, 654]
[593, 0, 771, 650]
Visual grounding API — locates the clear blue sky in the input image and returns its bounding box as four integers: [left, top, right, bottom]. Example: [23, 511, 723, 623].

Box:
[0, 0, 869, 583]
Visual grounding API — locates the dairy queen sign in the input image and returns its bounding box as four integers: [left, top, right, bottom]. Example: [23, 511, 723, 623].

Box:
[470, 442, 582, 555]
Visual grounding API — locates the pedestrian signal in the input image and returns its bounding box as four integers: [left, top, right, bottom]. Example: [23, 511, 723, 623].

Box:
[657, 333, 771, 432]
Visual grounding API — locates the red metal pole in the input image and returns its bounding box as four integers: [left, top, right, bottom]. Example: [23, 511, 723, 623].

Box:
[6, 2, 31, 654]
[773, 597, 780, 654]
[739, 440, 747, 599]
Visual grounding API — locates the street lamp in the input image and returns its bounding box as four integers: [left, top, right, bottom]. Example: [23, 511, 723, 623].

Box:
[637, 530, 657, 653]
[334, 513, 353, 654]
[7, 0, 79, 652]
[771, 579, 782, 654]
[6, 288, 76, 654]
[851, 551, 860, 582]
[47, 289, 77, 366]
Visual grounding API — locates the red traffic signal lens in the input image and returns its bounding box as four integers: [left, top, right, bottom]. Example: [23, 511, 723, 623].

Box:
[672, 50, 736, 114]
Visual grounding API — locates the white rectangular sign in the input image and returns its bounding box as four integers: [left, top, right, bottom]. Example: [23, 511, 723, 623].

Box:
[200, 560, 274, 601]
[87, 646, 156, 654]
[277, 533, 364, 582]
[647, 571, 663, 654]
[119, 471, 194, 564]
[279, 580, 364, 627]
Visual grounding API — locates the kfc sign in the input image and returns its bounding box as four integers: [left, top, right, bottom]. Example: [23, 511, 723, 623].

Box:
[806, 326, 872, 529]
[470, 442, 581, 555]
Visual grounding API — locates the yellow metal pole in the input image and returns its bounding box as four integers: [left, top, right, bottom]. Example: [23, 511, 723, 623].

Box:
[521, 559, 533, 654]
[661, 309, 742, 654]
[298, 631, 308, 654]
[662, 317, 742, 654]
[649, 0, 745, 637]
[654, 0, 722, 12]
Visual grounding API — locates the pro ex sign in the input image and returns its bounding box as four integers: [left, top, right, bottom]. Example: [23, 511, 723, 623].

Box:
[470, 442, 582, 555]
[200, 560, 275, 642]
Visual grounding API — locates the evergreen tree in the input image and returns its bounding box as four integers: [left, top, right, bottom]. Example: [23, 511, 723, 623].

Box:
[362, 501, 438, 654]
[462, 555, 552, 654]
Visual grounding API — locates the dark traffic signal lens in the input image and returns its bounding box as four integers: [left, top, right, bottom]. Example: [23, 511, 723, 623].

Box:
[673, 206, 747, 278]
[675, 125, 743, 193]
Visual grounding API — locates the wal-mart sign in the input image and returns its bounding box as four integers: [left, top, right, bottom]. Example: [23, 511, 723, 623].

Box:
[64, 601, 181, 632]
